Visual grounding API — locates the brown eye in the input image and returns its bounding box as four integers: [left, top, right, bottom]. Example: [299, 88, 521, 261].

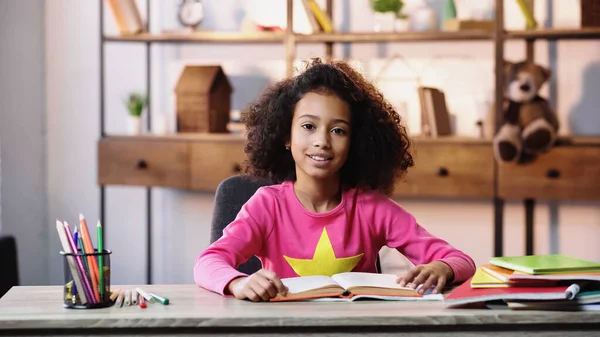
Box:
[332, 127, 346, 135]
[302, 124, 315, 130]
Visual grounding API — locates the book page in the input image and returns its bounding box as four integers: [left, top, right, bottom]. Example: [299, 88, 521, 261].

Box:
[281, 275, 340, 294]
[332, 272, 410, 291]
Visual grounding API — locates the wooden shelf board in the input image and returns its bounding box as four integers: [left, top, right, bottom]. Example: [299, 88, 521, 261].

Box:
[102, 133, 246, 142]
[296, 31, 493, 43]
[506, 27, 600, 40]
[103, 31, 285, 43]
[103, 30, 495, 44]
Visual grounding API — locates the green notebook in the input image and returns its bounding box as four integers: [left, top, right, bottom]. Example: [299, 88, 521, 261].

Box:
[489, 254, 600, 275]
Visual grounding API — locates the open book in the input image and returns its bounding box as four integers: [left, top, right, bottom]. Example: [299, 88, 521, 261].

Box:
[270, 272, 444, 302]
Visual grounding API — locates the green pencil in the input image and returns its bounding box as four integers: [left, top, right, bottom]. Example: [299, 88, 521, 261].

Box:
[97, 220, 104, 300]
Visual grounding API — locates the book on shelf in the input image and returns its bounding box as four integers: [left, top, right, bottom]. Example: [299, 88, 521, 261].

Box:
[106, 0, 144, 35]
[270, 272, 444, 302]
[417, 86, 452, 138]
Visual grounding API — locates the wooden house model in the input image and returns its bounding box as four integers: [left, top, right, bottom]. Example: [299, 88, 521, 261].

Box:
[174, 65, 233, 133]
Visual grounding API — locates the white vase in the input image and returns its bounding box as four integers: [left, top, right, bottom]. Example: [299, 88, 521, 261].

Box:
[411, 6, 437, 31]
[373, 12, 396, 32]
[126, 115, 142, 135]
[394, 18, 410, 31]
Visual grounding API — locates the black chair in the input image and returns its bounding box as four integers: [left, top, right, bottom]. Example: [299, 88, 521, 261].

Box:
[0, 235, 19, 298]
[209, 175, 382, 274]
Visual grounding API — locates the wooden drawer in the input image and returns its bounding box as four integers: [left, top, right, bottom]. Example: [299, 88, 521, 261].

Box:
[98, 138, 190, 189]
[393, 142, 494, 198]
[498, 146, 600, 200]
[190, 140, 246, 191]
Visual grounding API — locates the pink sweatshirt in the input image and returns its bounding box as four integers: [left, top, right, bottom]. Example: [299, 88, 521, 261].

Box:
[194, 181, 476, 295]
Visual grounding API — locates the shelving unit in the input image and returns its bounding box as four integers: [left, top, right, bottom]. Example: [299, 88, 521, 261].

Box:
[99, 0, 600, 284]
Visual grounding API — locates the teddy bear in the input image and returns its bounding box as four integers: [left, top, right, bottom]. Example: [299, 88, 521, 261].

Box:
[491, 60, 560, 164]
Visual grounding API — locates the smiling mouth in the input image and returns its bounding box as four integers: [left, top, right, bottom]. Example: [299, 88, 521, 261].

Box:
[307, 155, 333, 161]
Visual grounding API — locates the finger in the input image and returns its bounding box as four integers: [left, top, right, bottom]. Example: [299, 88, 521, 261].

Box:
[256, 276, 278, 298]
[244, 289, 260, 302]
[259, 269, 288, 295]
[433, 276, 446, 294]
[409, 271, 430, 289]
[397, 267, 421, 287]
[250, 281, 271, 301]
[419, 274, 438, 295]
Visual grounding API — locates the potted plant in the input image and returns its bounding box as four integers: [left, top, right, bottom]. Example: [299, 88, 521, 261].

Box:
[371, 0, 407, 31]
[124, 92, 146, 135]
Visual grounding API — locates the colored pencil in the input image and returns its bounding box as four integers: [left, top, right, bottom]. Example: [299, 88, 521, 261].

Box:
[139, 294, 147, 309]
[131, 288, 138, 305]
[149, 292, 169, 305]
[97, 220, 104, 300]
[79, 213, 100, 300]
[135, 287, 154, 303]
[55, 220, 88, 305]
[64, 221, 96, 304]
[77, 233, 90, 278]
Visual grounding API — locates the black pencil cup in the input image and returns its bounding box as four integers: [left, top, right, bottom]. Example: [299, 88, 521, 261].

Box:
[60, 249, 112, 309]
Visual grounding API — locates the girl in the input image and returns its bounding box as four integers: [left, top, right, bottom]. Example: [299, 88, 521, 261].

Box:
[194, 58, 475, 302]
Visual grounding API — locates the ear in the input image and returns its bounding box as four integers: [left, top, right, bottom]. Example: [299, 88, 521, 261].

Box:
[537, 65, 551, 82]
[285, 140, 290, 150]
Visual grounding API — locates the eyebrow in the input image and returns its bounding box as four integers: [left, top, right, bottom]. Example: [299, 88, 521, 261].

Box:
[298, 114, 350, 126]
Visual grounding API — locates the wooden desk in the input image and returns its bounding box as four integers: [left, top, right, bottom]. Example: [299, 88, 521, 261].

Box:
[1, 284, 600, 336]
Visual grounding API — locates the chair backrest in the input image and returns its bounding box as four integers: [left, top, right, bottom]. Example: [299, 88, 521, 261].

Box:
[210, 175, 381, 275]
[0, 235, 19, 298]
[210, 175, 271, 274]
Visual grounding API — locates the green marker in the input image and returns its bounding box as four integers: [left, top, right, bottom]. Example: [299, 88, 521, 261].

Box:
[149, 292, 169, 305]
[97, 220, 104, 300]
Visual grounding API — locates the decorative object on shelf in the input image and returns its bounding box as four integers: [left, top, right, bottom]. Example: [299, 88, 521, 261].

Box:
[442, 0, 494, 32]
[409, 0, 437, 31]
[124, 92, 146, 135]
[106, 0, 144, 35]
[443, 0, 457, 22]
[492, 60, 559, 164]
[371, 0, 405, 32]
[581, 0, 600, 27]
[177, 0, 204, 30]
[174, 65, 233, 133]
[515, 0, 537, 29]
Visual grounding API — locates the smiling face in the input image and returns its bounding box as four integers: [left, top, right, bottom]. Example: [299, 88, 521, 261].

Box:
[286, 91, 351, 184]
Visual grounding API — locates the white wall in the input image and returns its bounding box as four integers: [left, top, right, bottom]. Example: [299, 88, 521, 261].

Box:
[0, 0, 48, 285]
[38, 0, 600, 286]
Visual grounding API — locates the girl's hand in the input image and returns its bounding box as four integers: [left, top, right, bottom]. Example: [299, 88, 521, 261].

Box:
[227, 269, 288, 302]
[396, 261, 454, 294]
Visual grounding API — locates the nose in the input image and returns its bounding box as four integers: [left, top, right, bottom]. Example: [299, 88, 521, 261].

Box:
[312, 129, 331, 149]
[519, 83, 531, 92]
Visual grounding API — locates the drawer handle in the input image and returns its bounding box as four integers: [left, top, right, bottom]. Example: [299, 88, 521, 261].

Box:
[546, 169, 560, 179]
[233, 164, 242, 173]
[438, 167, 449, 177]
[136, 160, 148, 169]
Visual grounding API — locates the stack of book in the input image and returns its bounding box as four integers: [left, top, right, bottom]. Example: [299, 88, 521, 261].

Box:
[444, 254, 600, 311]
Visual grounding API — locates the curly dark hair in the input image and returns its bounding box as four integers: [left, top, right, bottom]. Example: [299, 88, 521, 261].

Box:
[241, 58, 414, 196]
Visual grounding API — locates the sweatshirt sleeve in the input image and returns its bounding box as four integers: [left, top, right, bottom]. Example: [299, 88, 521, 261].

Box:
[194, 187, 274, 295]
[361, 192, 476, 283]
